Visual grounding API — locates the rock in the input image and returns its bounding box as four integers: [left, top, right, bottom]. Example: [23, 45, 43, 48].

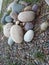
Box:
[1, 13, 8, 24]
[45, 0, 49, 5]
[24, 22, 33, 31]
[3, 23, 13, 37]
[18, 11, 35, 22]
[8, 36, 14, 46]
[24, 30, 34, 42]
[19, 1, 28, 6]
[32, 4, 39, 12]
[12, 3, 25, 13]
[40, 22, 48, 31]
[10, 12, 18, 20]
[24, 6, 32, 11]
[32, 4, 41, 16]
[5, 16, 12, 23]
[10, 25, 23, 43]
[7, 2, 25, 13]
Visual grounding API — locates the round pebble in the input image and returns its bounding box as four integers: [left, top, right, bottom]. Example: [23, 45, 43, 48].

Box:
[24, 22, 33, 31]
[1, 13, 8, 24]
[24, 30, 34, 42]
[10, 11, 18, 20]
[8, 36, 14, 46]
[24, 6, 32, 11]
[40, 22, 48, 31]
[18, 11, 35, 22]
[7, 2, 25, 13]
[10, 25, 23, 43]
[3, 23, 13, 37]
[32, 4, 39, 12]
[5, 16, 12, 23]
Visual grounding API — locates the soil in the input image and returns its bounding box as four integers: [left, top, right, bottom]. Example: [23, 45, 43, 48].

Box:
[0, 0, 49, 65]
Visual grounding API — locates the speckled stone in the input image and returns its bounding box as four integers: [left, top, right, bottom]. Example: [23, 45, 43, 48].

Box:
[32, 4, 39, 12]
[10, 25, 23, 43]
[18, 11, 35, 22]
[3, 23, 13, 37]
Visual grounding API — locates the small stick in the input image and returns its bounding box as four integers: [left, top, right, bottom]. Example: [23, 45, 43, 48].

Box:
[34, 27, 40, 32]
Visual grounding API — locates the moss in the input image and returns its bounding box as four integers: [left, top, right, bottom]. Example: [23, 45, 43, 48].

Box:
[0, 23, 3, 32]
[34, 51, 46, 61]
[23, 0, 40, 3]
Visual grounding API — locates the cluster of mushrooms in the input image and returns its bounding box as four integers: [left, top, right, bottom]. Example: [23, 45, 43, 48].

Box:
[1, 0, 49, 46]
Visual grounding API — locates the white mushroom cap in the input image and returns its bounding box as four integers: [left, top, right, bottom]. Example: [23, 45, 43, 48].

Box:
[10, 25, 23, 43]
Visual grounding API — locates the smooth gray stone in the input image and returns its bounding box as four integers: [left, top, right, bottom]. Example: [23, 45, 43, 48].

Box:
[1, 13, 8, 24]
[12, 3, 25, 13]
[8, 36, 14, 46]
[5, 16, 12, 23]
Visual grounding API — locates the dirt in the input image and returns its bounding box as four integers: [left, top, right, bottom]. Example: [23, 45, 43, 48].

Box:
[0, 0, 49, 65]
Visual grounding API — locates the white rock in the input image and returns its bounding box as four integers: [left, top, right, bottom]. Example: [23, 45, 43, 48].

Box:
[24, 30, 34, 42]
[3, 23, 13, 37]
[40, 22, 48, 31]
[45, 0, 49, 5]
[10, 25, 23, 43]
[18, 11, 35, 22]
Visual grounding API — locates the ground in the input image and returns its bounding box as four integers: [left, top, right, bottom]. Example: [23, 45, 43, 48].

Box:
[0, 0, 49, 65]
